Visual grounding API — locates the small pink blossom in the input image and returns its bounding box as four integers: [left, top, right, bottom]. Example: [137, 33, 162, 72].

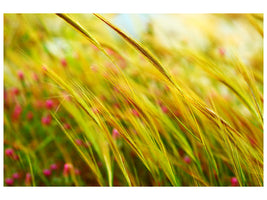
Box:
[218, 47, 226, 56]
[75, 169, 80, 175]
[90, 65, 98, 72]
[231, 177, 239, 186]
[63, 163, 73, 176]
[45, 99, 54, 109]
[41, 115, 52, 126]
[32, 73, 39, 81]
[132, 109, 140, 117]
[5, 178, 14, 186]
[13, 154, 19, 160]
[12, 87, 20, 95]
[112, 128, 120, 139]
[183, 155, 191, 164]
[75, 139, 83, 146]
[42, 65, 47, 71]
[43, 169, 52, 177]
[50, 163, 58, 171]
[12, 172, 20, 179]
[12, 104, 22, 121]
[17, 71, 24, 80]
[61, 58, 67, 67]
[161, 105, 168, 113]
[64, 123, 71, 130]
[27, 111, 34, 121]
[25, 173, 31, 185]
[106, 48, 115, 55]
[91, 107, 99, 114]
[5, 148, 14, 157]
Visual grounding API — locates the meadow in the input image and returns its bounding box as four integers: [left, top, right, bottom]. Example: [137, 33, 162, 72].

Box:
[3, 13, 263, 186]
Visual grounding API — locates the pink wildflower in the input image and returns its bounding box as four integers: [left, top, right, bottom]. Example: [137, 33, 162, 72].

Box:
[61, 58, 67, 67]
[5, 178, 14, 186]
[75, 169, 80, 175]
[41, 115, 52, 126]
[132, 109, 140, 117]
[112, 128, 120, 139]
[12, 104, 22, 121]
[63, 163, 73, 176]
[5, 148, 14, 157]
[231, 177, 239, 186]
[161, 105, 168, 113]
[50, 163, 58, 171]
[45, 99, 54, 110]
[218, 47, 226, 56]
[25, 173, 31, 186]
[17, 70, 24, 80]
[27, 111, 34, 121]
[75, 139, 83, 146]
[64, 123, 71, 130]
[183, 155, 191, 164]
[43, 169, 52, 177]
[12, 172, 20, 179]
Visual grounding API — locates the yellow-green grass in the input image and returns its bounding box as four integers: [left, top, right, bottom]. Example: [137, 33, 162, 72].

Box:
[4, 13, 263, 186]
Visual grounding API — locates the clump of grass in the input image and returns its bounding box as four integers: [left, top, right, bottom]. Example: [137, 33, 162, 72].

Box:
[4, 13, 263, 186]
